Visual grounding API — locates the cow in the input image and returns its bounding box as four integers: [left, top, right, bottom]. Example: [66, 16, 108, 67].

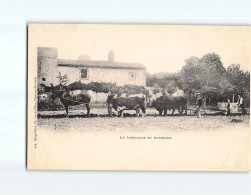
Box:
[154, 95, 187, 116]
[106, 93, 146, 117]
[50, 89, 91, 117]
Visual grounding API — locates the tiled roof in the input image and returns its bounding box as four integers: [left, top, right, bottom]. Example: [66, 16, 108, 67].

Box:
[57, 59, 146, 69]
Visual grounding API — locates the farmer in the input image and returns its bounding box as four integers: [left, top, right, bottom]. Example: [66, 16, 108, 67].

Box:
[226, 98, 231, 116]
[196, 93, 203, 118]
[107, 91, 114, 117]
[196, 93, 203, 109]
[237, 94, 247, 115]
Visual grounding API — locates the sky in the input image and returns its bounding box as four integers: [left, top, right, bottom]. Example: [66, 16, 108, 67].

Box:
[30, 24, 250, 73]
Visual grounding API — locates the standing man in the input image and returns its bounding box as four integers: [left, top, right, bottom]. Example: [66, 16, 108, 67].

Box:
[107, 91, 114, 117]
[196, 93, 203, 118]
[237, 94, 247, 115]
[226, 98, 231, 116]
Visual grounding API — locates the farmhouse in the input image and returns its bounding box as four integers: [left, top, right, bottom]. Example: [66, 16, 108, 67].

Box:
[38, 47, 146, 87]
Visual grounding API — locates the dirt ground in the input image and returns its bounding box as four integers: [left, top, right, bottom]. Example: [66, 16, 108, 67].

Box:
[32, 107, 251, 171]
[37, 107, 249, 132]
[31, 107, 251, 171]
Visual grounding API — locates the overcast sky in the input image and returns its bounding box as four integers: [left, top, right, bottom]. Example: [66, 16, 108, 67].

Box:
[30, 24, 250, 73]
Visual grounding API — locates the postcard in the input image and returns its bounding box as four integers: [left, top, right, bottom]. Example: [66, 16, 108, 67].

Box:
[27, 24, 250, 171]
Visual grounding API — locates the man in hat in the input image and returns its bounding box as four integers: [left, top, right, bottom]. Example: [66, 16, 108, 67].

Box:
[197, 93, 203, 108]
[237, 94, 247, 115]
[226, 98, 231, 116]
[196, 93, 203, 118]
[107, 91, 114, 117]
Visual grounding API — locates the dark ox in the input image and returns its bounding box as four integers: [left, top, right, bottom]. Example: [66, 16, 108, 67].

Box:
[51, 89, 91, 117]
[154, 96, 187, 116]
[107, 95, 146, 117]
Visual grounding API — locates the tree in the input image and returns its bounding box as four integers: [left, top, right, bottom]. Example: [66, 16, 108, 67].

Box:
[179, 53, 229, 105]
[147, 53, 249, 107]
[218, 78, 235, 99]
[200, 53, 226, 90]
[180, 56, 204, 94]
[57, 72, 68, 90]
[166, 80, 178, 95]
[226, 64, 250, 105]
[147, 72, 180, 95]
[227, 64, 250, 95]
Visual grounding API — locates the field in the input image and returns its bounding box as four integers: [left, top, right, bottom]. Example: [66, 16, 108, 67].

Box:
[32, 107, 251, 171]
[37, 107, 249, 132]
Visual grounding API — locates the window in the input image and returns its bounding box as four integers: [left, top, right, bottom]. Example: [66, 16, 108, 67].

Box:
[81, 69, 88, 79]
[129, 72, 136, 80]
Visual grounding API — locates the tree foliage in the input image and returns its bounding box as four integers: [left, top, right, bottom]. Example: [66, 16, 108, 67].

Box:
[57, 72, 68, 89]
[180, 53, 227, 95]
[147, 53, 250, 106]
[227, 64, 250, 95]
[147, 72, 181, 95]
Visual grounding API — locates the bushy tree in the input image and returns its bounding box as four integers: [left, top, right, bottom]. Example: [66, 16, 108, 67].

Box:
[180, 56, 205, 94]
[148, 52, 250, 106]
[227, 64, 250, 95]
[147, 72, 180, 95]
[178, 53, 231, 105]
[200, 53, 226, 90]
[57, 72, 68, 90]
[226, 64, 250, 105]
[180, 53, 227, 94]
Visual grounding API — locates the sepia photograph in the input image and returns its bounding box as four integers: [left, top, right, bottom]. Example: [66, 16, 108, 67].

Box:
[2, 1, 251, 194]
[27, 24, 251, 171]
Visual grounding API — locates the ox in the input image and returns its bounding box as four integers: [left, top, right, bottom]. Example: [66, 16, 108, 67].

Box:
[51, 89, 91, 117]
[107, 94, 146, 117]
[154, 95, 187, 116]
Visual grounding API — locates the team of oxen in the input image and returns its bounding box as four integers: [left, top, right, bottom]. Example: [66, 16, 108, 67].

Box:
[49, 87, 188, 117]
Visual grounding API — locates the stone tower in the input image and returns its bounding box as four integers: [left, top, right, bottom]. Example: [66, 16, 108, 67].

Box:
[37, 47, 58, 86]
[108, 49, 114, 62]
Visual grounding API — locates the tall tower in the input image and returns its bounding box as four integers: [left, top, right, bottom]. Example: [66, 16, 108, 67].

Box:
[108, 49, 114, 62]
[37, 47, 58, 86]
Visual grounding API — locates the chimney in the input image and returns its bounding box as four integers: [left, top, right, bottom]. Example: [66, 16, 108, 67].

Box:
[108, 49, 114, 62]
